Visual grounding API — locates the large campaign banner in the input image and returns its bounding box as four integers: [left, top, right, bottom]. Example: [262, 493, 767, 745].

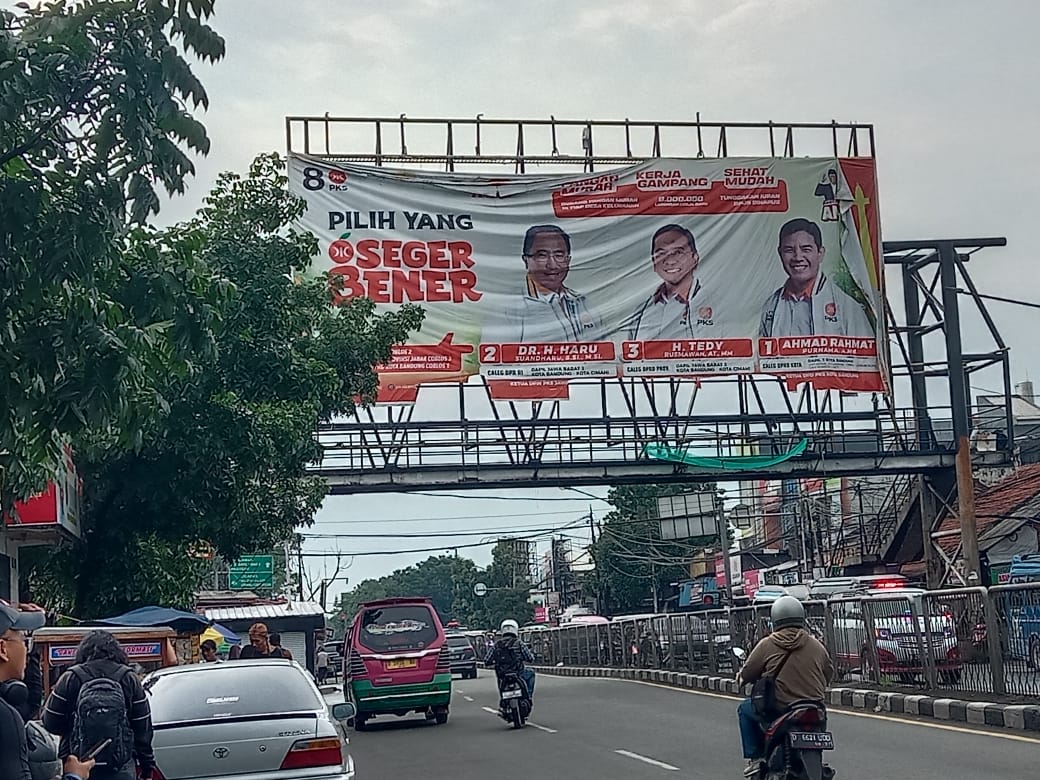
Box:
[289, 155, 886, 402]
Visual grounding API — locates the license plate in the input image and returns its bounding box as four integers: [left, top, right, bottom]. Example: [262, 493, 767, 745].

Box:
[502, 689, 523, 699]
[385, 658, 417, 670]
[789, 731, 834, 750]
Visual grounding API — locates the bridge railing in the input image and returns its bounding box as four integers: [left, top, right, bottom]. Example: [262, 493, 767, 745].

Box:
[521, 584, 1040, 701]
[314, 407, 956, 473]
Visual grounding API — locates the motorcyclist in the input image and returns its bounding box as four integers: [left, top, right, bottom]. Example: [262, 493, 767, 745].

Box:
[484, 619, 536, 712]
[735, 596, 833, 778]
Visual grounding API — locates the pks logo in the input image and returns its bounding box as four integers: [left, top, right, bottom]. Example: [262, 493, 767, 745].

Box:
[696, 306, 714, 326]
[824, 302, 837, 320]
[328, 232, 354, 263]
[302, 166, 349, 192]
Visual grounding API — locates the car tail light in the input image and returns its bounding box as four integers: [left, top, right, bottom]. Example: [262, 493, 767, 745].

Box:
[280, 737, 343, 770]
[348, 649, 367, 680]
[436, 649, 451, 671]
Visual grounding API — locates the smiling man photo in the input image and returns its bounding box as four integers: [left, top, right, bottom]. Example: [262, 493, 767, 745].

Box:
[759, 218, 874, 339]
[628, 224, 723, 340]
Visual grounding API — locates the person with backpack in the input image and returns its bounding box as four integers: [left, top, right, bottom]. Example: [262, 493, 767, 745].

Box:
[484, 619, 536, 710]
[42, 629, 156, 780]
[735, 596, 833, 778]
[1, 601, 94, 780]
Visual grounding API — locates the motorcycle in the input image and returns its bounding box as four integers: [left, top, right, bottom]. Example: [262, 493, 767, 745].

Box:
[732, 647, 836, 780]
[497, 673, 531, 729]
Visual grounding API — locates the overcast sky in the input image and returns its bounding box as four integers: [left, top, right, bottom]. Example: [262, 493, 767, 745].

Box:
[134, 0, 1040, 606]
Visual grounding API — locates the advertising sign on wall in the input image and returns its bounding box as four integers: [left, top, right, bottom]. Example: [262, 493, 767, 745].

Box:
[290, 155, 885, 401]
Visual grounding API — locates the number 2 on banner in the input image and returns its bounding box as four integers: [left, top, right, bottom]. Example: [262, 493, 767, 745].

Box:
[481, 345, 499, 363]
[624, 342, 642, 361]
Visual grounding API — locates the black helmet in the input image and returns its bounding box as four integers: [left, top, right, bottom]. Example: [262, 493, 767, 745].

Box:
[770, 595, 805, 629]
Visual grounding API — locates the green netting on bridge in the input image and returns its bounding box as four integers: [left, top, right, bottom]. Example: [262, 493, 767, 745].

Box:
[642, 437, 809, 471]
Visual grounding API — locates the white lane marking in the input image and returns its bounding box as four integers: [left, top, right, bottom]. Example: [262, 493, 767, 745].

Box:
[464, 695, 474, 702]
[480, 706, 557, 733]
[618, 679, 1040, 745]
[614, 749, 680, 771]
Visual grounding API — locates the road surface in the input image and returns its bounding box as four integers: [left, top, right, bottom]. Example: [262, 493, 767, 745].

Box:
[329, 670, 1038, 779]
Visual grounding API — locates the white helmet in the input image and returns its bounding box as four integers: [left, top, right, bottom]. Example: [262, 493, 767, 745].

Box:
[500, 619, 519, 637]
[770, 595, 806, 629]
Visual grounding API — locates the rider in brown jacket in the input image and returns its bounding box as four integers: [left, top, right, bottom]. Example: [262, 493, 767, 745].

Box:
[736, 596, 833, 777]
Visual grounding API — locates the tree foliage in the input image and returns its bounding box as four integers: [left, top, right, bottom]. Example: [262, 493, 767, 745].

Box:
[0, 0, 225, 507]
[587, 483, 719, 615]
[24, 155, 424, 616]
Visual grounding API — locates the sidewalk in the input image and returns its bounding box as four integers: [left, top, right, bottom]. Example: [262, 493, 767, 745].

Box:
[531, 665, 1040, 733]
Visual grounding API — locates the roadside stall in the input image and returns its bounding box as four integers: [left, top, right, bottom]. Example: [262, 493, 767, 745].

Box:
[202, 601, 326, 673]
[94, 605, 212, 665]
[34, 625, 178, 697]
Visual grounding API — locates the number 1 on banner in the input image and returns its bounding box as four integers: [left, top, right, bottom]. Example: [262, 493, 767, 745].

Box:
[760, 339, 775, 356]
[623, 342, 642, 361]
[481, 345, 499, 363]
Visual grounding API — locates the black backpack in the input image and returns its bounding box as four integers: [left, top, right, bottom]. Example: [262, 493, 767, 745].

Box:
[493, 639, 523, 676]
[70, 665, 135, 770]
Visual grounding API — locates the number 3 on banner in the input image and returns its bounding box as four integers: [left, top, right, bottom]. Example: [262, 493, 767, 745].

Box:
[481, 345, 499, 363]
[624, 342, 642, 361]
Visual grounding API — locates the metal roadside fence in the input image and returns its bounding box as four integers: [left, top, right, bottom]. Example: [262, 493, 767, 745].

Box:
[519, 583, 1040, 700]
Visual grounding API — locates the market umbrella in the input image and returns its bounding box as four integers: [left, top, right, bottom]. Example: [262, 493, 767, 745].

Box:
[94, 606, 211, 634]
[201, 623, 240, 651]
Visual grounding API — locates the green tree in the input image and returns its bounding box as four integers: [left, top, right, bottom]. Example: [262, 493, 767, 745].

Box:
[332, 555, 483, 630]
[0, 0, 226, 508]
[588, 484, 718, 615]
[24, 155, 424, 616]
[463, 542, 533, 629]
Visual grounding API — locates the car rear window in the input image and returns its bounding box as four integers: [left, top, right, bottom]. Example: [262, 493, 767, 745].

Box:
[447, 636, 472, 648]
[357, 604, 439, 652]
[146, 664, 322, 724]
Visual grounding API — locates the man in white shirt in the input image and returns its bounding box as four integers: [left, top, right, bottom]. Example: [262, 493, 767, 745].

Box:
[759, 218, 874, 339]
[485, 225, 602, 343]
[316, 648, 330, 684]
[628, 224, 723, 340]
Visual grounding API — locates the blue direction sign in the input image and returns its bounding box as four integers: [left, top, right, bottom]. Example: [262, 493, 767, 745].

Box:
[229, 554, 275, 590]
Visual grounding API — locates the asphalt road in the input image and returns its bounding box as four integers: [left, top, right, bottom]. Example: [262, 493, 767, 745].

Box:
[328, 671, 1039, 779]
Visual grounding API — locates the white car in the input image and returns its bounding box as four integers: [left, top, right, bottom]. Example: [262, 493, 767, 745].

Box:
[830, 588, 962, 683]
[144, 659, 357, 779]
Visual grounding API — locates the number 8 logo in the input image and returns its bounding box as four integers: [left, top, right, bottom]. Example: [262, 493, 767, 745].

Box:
[302, 166, 325, 191]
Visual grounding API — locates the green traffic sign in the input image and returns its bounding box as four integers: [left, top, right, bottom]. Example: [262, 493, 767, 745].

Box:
[229, 554, 275, 590]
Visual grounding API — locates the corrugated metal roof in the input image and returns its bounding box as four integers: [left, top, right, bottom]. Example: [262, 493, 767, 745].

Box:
[937, 463, 1040, 554]
[203, 601, 325, 622]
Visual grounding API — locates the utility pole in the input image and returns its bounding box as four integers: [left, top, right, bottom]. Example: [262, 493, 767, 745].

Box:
[296, 537, 305, 601]
[587, 506, 596, 543]
[714, 493, 731, 602]
[939, 241, 981, 586]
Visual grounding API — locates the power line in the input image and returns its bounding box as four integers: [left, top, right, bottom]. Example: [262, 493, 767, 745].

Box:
[311, 508, 589, 525]
[409, 491, 609, 502]
[962, 290, 1040, 310]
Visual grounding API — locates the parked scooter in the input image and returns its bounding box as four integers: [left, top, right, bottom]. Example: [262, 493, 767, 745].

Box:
[732, 647, 836, 780]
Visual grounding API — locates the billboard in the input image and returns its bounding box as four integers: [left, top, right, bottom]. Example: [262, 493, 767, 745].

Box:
[289, 155, 885, 401]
